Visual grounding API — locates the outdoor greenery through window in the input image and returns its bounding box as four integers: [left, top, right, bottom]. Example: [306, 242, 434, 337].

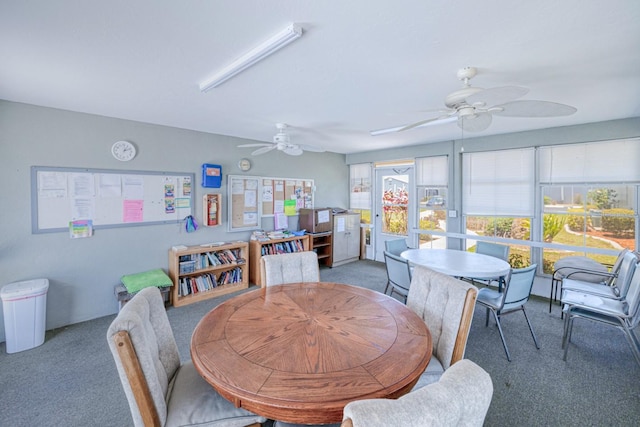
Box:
[539, 139, 639, 273]
[541, 184, 637, 273]
[465, 215, 533, 268]
[415, 156, 448, 248]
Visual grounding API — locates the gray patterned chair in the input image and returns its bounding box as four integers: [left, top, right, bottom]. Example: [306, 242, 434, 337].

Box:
[107, 286, 266, 427]
[341, 359, 493, 427]
[406, 265, 478, 389]
[260, 251, 320, 286]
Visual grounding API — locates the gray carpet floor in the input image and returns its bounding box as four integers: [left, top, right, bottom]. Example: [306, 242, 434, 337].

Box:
[1, 260, 639, 426]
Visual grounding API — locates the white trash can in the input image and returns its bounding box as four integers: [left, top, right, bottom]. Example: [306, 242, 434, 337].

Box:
[1, 279, 49, 354]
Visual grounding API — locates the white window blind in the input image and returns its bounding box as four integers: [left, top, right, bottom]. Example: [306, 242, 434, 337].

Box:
[350, 163, 372, 209]
[539, 138, 640, 183]
[462, 148, 534, 216]
[415, 155, 448, 186]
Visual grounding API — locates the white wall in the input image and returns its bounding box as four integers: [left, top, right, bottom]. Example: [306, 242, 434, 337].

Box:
[0, 101, 349, 341]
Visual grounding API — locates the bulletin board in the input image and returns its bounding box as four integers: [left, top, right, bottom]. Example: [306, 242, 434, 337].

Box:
[228, 175, 314, 232]
[31, 166, 195, 234]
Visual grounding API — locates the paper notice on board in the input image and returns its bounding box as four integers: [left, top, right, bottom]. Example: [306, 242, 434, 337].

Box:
[99, 174, 122, 197]
[284, 199, 296, 216]
[69, 173, 95, 197]
[274, 200, 284, 214]
[336, 216, 346, 232]
[274, 212, 288, 230]
[231, 180, 244, 194]
[38, 171, 68, 198]
[71, 197, 95, 220]
[123, 175, 144, 199]
[262, 185, 273, 202]
[244, 190, 257, 207]
[123, 199, 144, 222]
[69, 220, 93, 239]
[243, 212, 258, 226]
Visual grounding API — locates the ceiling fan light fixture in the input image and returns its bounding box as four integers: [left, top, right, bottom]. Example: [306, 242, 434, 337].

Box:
[199, 23, 303, 92]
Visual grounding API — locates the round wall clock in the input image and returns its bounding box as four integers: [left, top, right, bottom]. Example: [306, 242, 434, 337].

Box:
[237, 158, 252, 172]
[111, 140, 136, 161]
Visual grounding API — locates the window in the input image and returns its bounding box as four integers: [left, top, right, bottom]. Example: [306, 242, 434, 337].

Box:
[415, 156, 448, 248]
[539, 139, 639, 273]
[350, 163, 372, 244]
[462, 148, 535, 266]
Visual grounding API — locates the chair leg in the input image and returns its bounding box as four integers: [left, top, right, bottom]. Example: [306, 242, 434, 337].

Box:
[563, 316, 575, 361]
[485, 307, 490, 327]
[620, 324, 640, 368]
[384, 281, 391, 295]
[490, 309, 511, 362]
[521, 307, 540, 349]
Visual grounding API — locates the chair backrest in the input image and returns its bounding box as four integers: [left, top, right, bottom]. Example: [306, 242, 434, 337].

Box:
[341, 359, 493, 427]
[606, 248, 630, 285]
[475, 241, 510, 262]
[623, 257, 640, 328]
[260, 251, 320, 287]
[107, 286, 180, 427]
[384, 251, 412, 295]
[502, 264, 537, 312]
[406, 265, 478, 370]
[612, 250, 640, 298]
[385, 238, 410, 256]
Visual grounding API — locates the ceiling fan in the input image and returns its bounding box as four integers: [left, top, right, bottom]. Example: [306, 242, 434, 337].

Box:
[370, 67, 577, 136]
[238, 123, 325, 156]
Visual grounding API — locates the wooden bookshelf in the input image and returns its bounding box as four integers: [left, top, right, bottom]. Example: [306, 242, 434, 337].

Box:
[249, 235, 311, 287]
[168, 241, 249, 307]
[308, 231, 333, 267]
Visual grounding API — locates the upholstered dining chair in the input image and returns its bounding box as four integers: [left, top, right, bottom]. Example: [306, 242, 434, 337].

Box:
[383, 251, 412, 302]
[107, 287, 266, 427]
[260, 251, 320, 287]
[341, 359, 493, 427]
[475, 264, 540, 362]
[384, 238, 411, 256]
[406, 265, 478, 389]
[562, 260, 640, 368]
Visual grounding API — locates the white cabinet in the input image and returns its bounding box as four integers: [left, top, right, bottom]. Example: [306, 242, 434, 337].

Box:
[332, 212, 361, 267]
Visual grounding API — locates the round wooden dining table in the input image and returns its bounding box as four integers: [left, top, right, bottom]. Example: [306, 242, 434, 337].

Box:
[191, 282, 432, 425]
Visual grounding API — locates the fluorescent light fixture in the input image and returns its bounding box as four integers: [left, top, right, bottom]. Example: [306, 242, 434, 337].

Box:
[199, 23, 303, 92]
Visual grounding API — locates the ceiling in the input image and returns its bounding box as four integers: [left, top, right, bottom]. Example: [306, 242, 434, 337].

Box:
[2, 1, 639, 155]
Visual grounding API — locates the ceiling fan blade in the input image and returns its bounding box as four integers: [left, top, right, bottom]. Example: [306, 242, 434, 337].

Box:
[465, 86, 529, 108]
[370, 115, 456, 136]
[492, 100, 577, 117]
[298, 144, 325, 153]
[283, 146, 303, 156]
[458, 112, 492, 132]
[252, 145, 277, 155]
[238, 143, 271, 148]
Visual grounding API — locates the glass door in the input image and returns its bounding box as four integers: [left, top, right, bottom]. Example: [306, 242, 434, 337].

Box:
[374, 166, 415, 261]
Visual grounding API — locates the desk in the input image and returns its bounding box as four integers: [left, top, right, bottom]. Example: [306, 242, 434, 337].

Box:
[401, 248, 511, 281]
[191, 282, 432, 424]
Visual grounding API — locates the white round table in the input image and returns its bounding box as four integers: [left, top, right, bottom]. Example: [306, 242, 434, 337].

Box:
[401, 248, 511, 281]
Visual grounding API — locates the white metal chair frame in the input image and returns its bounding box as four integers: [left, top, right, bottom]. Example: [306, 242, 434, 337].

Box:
[561, 259, 640, 368]
[475, 264, 540, 361]
[383, 250, 412, 302]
